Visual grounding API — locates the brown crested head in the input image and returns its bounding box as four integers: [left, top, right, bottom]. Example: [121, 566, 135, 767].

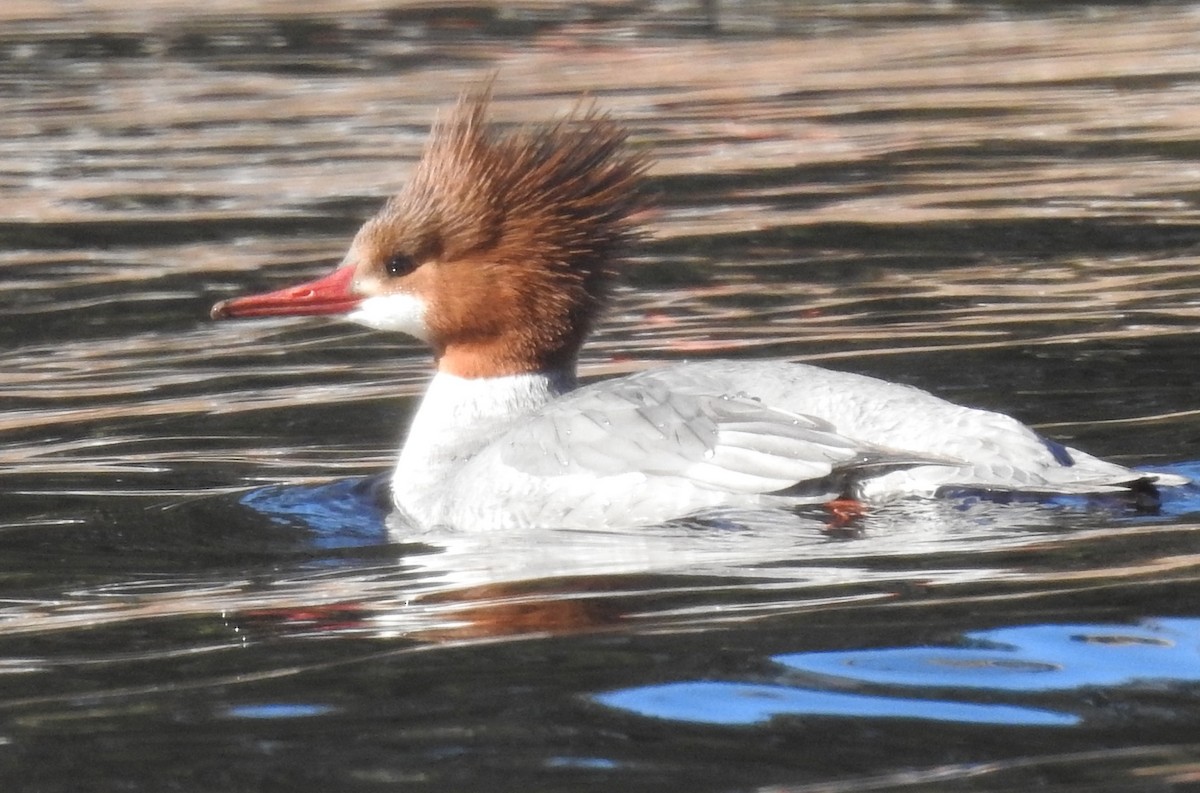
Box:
[347, 86, 648, 378]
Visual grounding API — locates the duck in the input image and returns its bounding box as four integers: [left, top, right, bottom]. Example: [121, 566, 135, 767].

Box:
[211, 86, 1185, 530]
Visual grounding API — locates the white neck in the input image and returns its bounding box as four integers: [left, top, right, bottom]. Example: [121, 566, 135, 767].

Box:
[392, 367, 576, 525]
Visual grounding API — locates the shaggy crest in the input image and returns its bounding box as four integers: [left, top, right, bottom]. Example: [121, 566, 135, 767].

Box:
[355, 86, 648, 376]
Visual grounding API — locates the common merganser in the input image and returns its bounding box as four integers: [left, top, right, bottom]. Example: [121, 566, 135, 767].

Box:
[211, 87, 1185, 530]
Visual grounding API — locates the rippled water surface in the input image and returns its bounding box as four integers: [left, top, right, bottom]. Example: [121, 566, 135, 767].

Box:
[4, 1, 1200, 790]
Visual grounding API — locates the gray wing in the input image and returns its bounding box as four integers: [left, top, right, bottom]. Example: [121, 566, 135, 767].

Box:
[493, 375, 942, 495]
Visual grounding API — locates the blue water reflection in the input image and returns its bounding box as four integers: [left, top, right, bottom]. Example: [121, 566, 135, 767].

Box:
[596, 618, 1200, 728]
[225, 703, 335, 720]
[238, 476, 389, 549]
[594, 681, 1076, 727]
[544, 757, 621, 770]
[775, 618, 1200, 691]
[1147, 462, 1200, 518]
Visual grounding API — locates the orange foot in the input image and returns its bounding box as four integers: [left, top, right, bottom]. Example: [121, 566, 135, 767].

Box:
[823, 497, 867, 535]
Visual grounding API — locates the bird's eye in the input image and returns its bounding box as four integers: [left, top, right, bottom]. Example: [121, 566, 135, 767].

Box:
[385, 253, 417, 277]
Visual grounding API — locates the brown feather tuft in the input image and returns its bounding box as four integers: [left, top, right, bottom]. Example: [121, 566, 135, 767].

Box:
[355, 86, 649, 377]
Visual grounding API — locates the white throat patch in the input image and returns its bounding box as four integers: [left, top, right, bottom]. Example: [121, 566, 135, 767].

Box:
[348, 293, 430, 341]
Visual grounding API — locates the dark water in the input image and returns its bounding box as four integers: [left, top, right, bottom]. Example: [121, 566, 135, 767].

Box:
[4, 1, 1200, 790]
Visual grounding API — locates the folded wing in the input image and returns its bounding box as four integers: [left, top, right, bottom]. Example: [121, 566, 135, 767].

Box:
[493, 373, 944, 496]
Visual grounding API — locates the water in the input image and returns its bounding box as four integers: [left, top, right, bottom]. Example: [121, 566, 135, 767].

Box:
[3, 1, 1200, 790]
